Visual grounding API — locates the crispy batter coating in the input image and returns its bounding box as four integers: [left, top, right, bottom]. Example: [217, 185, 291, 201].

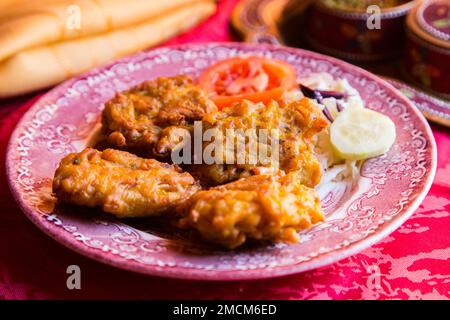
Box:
[101, 76, 217, 156]
[177, 172, 324, 249]
[190, 98, 328, 187]
[52, 148, 200, 218]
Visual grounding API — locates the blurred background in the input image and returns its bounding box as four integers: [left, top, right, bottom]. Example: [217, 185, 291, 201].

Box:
[0, 0, 448, 104]
[232, 0, 450, 104]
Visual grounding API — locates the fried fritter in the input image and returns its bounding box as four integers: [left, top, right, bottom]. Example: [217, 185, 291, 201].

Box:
[177, 172, 324, 249]
[52, 148, 200, 218]
[101, 76, 217, 157]
[189, 98, 328, 187]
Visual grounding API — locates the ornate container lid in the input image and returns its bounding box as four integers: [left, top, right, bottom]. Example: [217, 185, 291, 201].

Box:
[407, 0, 450, 49]
[315, 0, 415, 18]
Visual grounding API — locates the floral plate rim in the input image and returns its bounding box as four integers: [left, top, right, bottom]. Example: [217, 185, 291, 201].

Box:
[385, 77, 450, 128]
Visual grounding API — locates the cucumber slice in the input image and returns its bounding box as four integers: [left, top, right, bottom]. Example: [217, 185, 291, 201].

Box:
[330, 108, 396, 160]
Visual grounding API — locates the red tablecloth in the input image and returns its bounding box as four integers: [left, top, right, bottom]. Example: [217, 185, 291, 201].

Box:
[0, 0, 449, 300]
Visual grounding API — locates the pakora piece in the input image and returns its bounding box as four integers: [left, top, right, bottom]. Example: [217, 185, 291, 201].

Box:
[189, 98, 328, 187]
[177, 172, 324, 249]
[101, 76, 217, 157]
[53, 148, 200, 218]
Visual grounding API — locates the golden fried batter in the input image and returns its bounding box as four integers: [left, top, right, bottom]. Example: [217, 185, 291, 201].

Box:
[101, 76, 217, 156]
[190, 98, 328, 187]
[53, 148, 200, 218]
[177, 172, 324, 249]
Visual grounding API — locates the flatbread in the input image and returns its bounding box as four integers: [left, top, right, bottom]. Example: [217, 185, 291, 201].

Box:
[0, 1, 216, 97]
[0, 0, 202, 61]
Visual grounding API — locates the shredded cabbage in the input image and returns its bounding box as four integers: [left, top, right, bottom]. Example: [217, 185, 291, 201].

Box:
[299, 73, 365, 189]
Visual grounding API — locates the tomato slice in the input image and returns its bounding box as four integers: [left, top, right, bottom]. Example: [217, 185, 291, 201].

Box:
[212, 87, 285, 109]
[198, 57, 297, 108]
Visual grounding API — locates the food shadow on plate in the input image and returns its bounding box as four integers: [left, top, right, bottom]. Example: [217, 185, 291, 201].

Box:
[52, 201, 274, 255]
[125, 216, 278, 254]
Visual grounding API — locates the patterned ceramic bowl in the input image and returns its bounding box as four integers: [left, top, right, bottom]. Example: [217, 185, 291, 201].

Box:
[306, 0, 416, 61]
[405, 0, 450, 99]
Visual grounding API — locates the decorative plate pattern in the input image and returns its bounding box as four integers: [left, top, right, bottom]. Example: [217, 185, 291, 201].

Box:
[386, 77, 450, 127]
[6, 43, 437, 280]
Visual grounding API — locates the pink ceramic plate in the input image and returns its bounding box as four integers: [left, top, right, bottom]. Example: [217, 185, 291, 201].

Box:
[6, 43, 437, 280]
